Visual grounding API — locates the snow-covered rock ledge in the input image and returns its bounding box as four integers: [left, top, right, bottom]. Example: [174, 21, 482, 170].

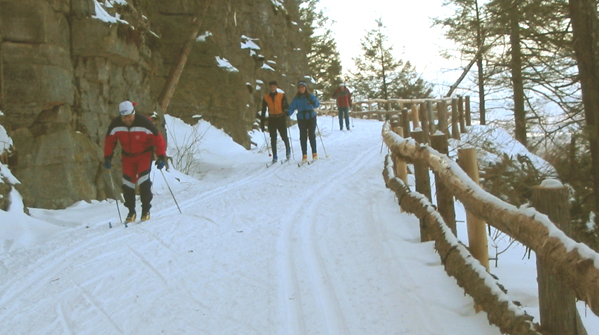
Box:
[383, 155, 541, 335]
[381, 121, 599, 318]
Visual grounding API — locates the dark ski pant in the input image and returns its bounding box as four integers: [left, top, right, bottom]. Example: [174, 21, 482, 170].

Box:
[297, 117, 317, 155]
[121, 151, 153, 214]
[338, 107, 350, 130]
[268, 115, 290, 157]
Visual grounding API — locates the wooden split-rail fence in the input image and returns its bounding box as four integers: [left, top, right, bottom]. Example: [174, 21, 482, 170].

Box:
[317, 96, 472, 140]
[381, 121, 598, 335]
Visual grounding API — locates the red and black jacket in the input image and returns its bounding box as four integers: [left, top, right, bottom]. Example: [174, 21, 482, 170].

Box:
[104, 114, 166, 159]
[332, 87, 352, 108]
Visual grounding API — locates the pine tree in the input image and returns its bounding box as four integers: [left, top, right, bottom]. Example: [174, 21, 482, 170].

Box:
[299, 0, 343, 97]
[351, 19, 432, 101]
[433, 0, 489, 123]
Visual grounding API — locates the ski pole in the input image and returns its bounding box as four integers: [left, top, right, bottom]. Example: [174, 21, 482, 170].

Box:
[160, 169, 182, 214]
[315, 123, 329, 158]
[262, 130, 271, 157]
[287, 126, 295, 159]
[107, 173, 123, 224]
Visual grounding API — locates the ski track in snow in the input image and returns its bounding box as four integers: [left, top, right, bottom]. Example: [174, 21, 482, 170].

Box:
[276, 143, 374, 335]
[0, 119, 506, 334]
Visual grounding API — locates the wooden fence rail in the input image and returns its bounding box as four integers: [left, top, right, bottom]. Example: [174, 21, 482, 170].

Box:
[383, 156, 541, 335]
[317, 97, 471, 141]
[381, 122, 599, 330]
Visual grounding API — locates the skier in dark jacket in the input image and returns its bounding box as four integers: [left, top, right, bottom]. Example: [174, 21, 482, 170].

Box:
[261, 81, 291, 163]
[103, 101, 167, 223]
[332, 82, 352, 130]
[287, 81, 320, 162]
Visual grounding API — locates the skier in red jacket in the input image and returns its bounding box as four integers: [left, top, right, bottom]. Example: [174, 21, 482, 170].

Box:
[332, 83, 352, 131]
[103, 101, 167, 223]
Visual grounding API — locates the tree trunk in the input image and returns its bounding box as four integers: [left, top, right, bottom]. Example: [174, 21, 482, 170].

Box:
[509, 1, 527, 146]
[568, 0, 599, 222]
[475, 0, 486, 125]
[157, 0, 214, 114]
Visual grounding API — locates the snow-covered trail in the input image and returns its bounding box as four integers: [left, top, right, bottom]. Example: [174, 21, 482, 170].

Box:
[0, 118, 503, 334]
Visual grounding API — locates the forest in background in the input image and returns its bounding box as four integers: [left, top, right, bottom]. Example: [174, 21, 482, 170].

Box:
[302, 0, 599, 250]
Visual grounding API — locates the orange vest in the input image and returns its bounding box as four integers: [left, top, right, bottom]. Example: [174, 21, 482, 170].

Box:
[264, 93, 284, 116]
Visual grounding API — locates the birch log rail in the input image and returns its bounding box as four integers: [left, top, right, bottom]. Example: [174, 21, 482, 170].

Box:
[382, 156, 541, 335]
[381, 122, 599, 318]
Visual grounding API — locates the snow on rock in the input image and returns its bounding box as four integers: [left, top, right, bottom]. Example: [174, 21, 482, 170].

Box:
[215, 57, 239, 72]
[241, 35, 260, 50]
[0, 164, 19, 185]
[196, 31, 213, 42]
[92, 0, 128, 24]
[261, 63, 275, 71]
[103, 0, 128, 8]
[0, 124, 12, 154]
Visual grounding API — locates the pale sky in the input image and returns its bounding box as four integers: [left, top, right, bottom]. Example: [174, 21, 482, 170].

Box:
[316, 0, 464, 94]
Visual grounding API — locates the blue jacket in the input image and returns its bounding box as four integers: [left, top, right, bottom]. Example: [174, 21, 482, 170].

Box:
[287, 93, 320, 120]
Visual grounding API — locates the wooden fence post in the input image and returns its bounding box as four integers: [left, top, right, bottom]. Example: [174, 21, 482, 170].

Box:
[532, 183, 588, 335]
[392, 127, 408, 188]
[458, 96, 467, 133]
[411, 104, 420, 130]
[437, 100, 449, 137]
[457, 148, 489, 269]
[401, 108, 411, 138]
[427, 100, 436, 134]
[411, 130, 432, 242]
[419, 103, 430, 143]
[431, 133, 456, 235]
[465, 96, 471, 126]
[451, 98, 461, 140]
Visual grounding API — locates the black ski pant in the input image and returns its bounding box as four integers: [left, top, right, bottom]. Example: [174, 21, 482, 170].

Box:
[268, 115, 289, 157]
[297, 117, 317, 155]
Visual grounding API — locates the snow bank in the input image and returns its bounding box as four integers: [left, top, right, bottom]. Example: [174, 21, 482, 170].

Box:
[0, 189, 61, 255]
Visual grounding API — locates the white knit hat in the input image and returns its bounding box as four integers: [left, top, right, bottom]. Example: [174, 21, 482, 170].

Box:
[119, 101, 135, 116]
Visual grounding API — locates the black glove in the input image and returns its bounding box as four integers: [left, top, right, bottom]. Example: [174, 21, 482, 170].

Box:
[308, 99, 314, 106]
[103, 157, 112, 169]
[156, 155, 166, 170]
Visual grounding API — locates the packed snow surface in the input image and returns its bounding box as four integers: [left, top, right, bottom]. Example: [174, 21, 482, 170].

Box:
[1, 116, 597, 334]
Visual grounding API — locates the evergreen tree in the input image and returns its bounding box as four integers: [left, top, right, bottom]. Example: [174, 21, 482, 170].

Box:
[484, 0, 575, 146]
[299, 0, 343, 97]
[433, 0, 489, 124]
[351, 19, 432, 101]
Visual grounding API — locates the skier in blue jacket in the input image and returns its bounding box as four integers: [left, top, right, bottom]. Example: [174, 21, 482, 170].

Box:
[287, 81, 320, 162]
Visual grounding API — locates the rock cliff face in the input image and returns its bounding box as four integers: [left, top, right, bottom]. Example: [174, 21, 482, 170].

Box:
[0, 0, 309, 208]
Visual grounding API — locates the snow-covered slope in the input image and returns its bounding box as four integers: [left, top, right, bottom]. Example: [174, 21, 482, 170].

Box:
[0, 116, 596, 334]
